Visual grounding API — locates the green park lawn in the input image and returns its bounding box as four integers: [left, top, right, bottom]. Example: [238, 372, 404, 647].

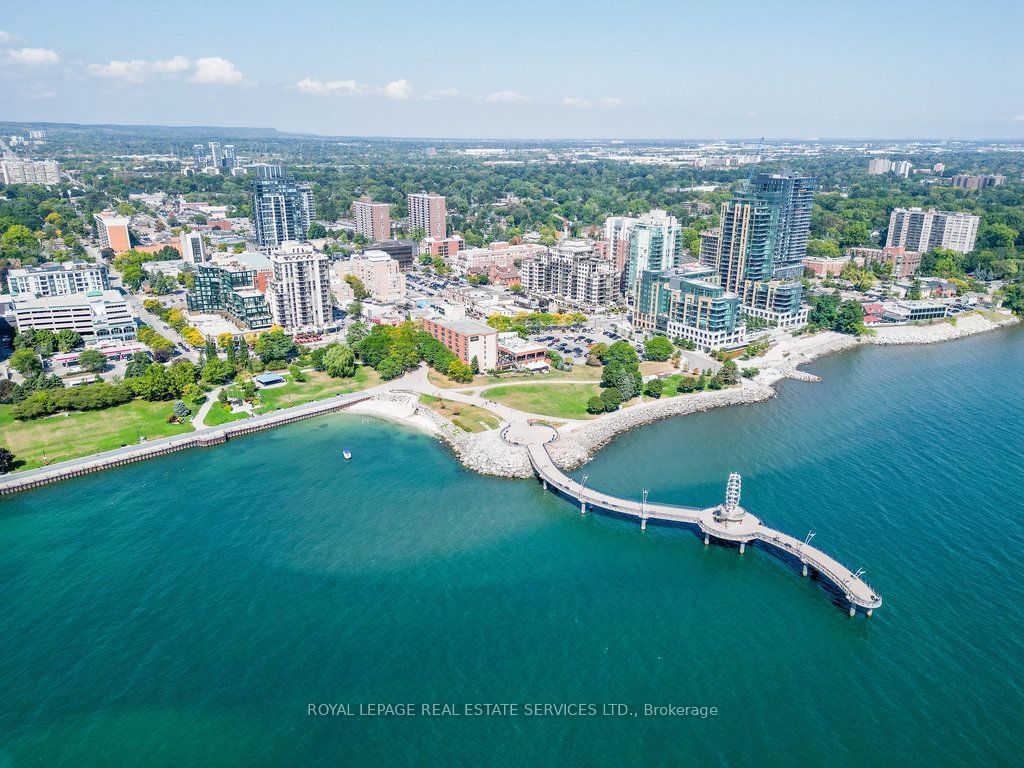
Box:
[418, 394, 501, 433]
[0, 400, 192, 472]
[481, 383, 602, 420]
[427, 364, 602, 390]
[202, 401, 251, 427]
[241, 367, 381, 414]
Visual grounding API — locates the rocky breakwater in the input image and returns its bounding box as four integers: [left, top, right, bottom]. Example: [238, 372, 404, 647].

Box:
[355, 392, 533, 479]
[868, 310, 1018, 345]
[546, 381, 776, 471]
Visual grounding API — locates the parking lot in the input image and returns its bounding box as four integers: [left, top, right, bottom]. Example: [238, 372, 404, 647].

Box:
[529, 324, 641, 366]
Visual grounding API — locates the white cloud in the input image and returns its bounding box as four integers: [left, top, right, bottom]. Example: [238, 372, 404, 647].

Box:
[0, 30, 14, 45]
[88, 56, 190, 83]
[295, 77, 368, 96]
[382, 79, 414, 100]
[7, 47, 60, 66]
[562, 97, 593, 109]
[190, 56, 245, 85]
[423, 87, 459, 100]
[485, 90, 529, 104]
[1010, 114, 1024, 123]
[598, 97, 622, 109]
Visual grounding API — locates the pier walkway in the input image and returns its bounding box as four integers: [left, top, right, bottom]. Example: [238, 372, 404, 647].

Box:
[505, 421, 882, 616]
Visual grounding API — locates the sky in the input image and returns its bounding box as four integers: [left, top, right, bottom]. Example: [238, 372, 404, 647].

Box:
[1, 0, 1022, 140]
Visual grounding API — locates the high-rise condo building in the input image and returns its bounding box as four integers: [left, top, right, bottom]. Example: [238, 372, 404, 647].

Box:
[519, 240, 619, 309]
[885, 207, 980, 254]
[208, 142, 223, 168]
[266, 241, 332, 330]
[93, 210, 132, 253]
[632, 264, 746, 351]
[712, 173, 814, 326]
[867, 158, 893, 175]
[352, 197, 392, 242]
[335, 251, 406, 303]
[0, 159, 60, 185]
[950, 174, 1005, 191]
[252, 167, 315, 247]
[408, 192, 447, 240]
[192, 143, 207, 167]
[893, 160, 912, 178]
[223, 144, 236, 169]
[698, 228, 721, 268]
[180, 230, 207, 264]
[625, 210, 683, 292]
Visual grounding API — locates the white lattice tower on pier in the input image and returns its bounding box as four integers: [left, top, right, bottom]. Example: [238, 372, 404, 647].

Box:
[716, 472, 746, 523]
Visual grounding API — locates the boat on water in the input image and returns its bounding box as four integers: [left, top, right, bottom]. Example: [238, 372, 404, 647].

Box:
[342, 450, 352, 460]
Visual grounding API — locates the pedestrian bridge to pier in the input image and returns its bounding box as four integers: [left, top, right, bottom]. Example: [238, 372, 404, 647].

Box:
[505, 423, 882, 616]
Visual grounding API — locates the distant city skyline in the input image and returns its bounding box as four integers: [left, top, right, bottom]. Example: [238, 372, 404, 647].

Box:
[1, 0, 1023, 140]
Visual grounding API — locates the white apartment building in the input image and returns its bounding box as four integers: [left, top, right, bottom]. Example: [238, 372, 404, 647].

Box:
[450, 242, 547, 275]
[886, 207, 980, 254]
[867, 158, 893, 175]
[408, 192, 447, 240]
[335, 250, 406, 303]
[0, 159, 60, 185]
[12, 290, 136, 340]
[179, 230, 207, 264]
[267, 241, 332, 330]
[894, 160, 912, 178]
[7, 262, 109, 297]
[519, 239, 620, 309]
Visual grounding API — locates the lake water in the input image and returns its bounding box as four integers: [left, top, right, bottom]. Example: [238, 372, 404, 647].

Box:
[1, 327, 1022, 766]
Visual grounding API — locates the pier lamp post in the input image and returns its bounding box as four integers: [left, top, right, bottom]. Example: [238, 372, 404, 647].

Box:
[641, 488, 649, 531]
[579, 474, 589, 515]
[799, 530, 816, 576]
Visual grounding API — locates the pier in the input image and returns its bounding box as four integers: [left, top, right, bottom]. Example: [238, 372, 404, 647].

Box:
[505, 422, 882, 616]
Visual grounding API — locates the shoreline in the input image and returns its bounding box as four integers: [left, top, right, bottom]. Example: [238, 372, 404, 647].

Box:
[1, 309, 1018, 494]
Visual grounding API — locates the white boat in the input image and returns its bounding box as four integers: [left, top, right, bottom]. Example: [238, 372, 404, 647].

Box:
[343, 450, 352, 460]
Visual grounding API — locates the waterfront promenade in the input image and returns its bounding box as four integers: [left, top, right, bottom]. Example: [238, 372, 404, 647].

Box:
[0, 390, 374, 496]
[504, 420, 883, 616]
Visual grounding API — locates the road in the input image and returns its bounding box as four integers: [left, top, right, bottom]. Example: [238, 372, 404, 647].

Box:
[89, 244, 201, 363]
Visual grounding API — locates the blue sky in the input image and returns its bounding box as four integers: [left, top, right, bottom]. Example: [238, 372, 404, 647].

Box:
[1, 0, 1022, 139]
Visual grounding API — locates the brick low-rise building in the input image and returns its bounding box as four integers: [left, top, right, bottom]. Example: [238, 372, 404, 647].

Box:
[421, 316, 498, 371]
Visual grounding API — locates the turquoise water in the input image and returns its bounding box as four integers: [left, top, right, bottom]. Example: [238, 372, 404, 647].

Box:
[2, 328, 1023, 767]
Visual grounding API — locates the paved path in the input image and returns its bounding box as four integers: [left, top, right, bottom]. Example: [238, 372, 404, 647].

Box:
[190, 386, 226, 429]
[504, 420, 883, 615]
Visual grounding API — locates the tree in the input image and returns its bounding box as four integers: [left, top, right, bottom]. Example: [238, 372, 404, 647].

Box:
[588, 342, 608, 363]
[131, 364, 174, 401]
[806, 239, 842, 259]
[168, 360, 199, 393]
[447, 359, 474, 383]
[470, 355, 480, 374]
[10, 349, 42, 376]
[599, 387, 622, 411]
[908, 278, 923, 300]
[77, 349, 107, 373]
[125, 352, 151, 378]
[344, 275, 370, 300]
[0, 447, 14, 474]
[355, 330, 393, 368]
[644, 335, 674, 361]
[346, 322, 369, 345]
[376, 354, 406, 381]
[56, 329, 83, 353]
[173, 400, 191, 420]
[586, 396, 606, 414]
[307, 222, 328, 239]
[201, 357, 235, 384]
[323, 345, 357, 378]
[835, 300, 867, 336]
[644, 379, 664, 398]
[254, 329, 296, 363]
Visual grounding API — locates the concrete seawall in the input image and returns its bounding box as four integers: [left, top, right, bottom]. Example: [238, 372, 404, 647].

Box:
[0, 392, 373, 497]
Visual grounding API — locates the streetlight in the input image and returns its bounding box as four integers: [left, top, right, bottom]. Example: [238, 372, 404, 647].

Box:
[799, 530, 816, 554]
[579, 474, 589, 515]
[641, 488, 649, 530]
